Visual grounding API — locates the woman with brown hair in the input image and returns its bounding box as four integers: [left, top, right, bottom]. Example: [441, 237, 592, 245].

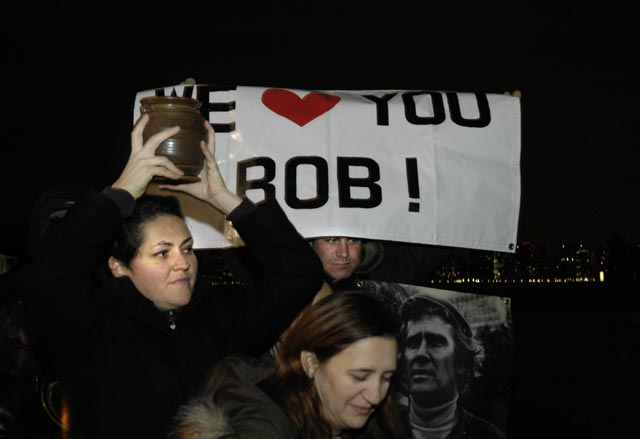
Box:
[171, 290, 408, 439]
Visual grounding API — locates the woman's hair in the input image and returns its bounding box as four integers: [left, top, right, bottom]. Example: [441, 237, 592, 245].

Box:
[260, 290, 407, 439]
[109, 194, 184, 266]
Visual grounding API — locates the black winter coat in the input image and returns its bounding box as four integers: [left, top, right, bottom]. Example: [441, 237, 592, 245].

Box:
[18, 188, 323, 439]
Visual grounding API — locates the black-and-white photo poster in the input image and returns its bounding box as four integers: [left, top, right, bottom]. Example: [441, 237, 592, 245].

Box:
[360, 281, 513, 439]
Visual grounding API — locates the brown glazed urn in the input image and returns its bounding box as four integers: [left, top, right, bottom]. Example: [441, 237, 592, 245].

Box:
[139, 96, 207, 182]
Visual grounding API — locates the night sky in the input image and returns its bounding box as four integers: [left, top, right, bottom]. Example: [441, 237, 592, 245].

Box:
[2, 1, 639, 256]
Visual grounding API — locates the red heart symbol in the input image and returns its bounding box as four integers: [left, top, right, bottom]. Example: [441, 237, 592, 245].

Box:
[261, 89, 341, 127]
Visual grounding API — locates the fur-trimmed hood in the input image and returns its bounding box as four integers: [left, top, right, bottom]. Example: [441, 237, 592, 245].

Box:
[170, 397, 235, 439]
[169, 355, 298, 439]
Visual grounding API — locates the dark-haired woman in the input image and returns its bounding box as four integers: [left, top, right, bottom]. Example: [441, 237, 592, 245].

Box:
[17, 114, 324, 439]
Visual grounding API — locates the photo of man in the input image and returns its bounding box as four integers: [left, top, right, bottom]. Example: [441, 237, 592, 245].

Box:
[360, 281, 512, 439]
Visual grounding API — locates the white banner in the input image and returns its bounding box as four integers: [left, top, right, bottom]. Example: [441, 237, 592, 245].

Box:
[135, 84, 521, 253]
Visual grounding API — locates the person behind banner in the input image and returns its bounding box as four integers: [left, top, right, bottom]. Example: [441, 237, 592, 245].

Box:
[311, 236, 383, 291]
[397, 293, 505, 439]
[16, 114, 324, 439]
[206, 236, 381, 300]
[170, 290, 408, 439]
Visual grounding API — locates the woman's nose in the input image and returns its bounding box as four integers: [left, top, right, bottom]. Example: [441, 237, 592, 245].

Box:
[363, 382, 385, 405]
[172, 252, 191, 270]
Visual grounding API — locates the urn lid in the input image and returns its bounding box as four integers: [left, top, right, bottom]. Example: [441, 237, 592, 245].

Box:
[140, 96, 202, 112]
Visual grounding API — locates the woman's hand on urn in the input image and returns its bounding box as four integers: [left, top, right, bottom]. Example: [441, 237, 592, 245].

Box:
[112, 114, 184, 199]
[159, 120, 241, 214]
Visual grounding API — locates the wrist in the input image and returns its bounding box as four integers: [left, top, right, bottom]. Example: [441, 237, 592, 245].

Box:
[211, 191, 242, 215]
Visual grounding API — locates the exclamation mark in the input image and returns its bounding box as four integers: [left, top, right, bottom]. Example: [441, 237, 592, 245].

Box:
[406, 158, 420, 212]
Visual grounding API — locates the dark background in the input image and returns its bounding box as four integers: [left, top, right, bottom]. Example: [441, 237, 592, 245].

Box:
[2, 1, 639, 253]
[2, 1, 638, 437]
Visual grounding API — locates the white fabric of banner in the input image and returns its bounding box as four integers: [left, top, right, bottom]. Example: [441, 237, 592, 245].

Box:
[134, 84, 521, 253]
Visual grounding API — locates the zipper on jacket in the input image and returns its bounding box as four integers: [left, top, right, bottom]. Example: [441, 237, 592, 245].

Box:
[168, 310, 176, 330]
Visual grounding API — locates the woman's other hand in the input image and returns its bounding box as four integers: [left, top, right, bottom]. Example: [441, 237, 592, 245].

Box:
[159, 120, 241, 214]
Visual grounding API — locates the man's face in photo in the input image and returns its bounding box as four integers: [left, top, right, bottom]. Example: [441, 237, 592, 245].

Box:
[404, 314, 457, 402]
